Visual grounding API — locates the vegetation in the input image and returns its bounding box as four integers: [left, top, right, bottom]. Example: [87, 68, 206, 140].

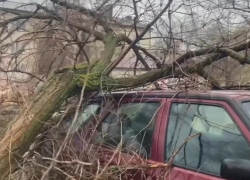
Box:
[0, 0, 250, 179]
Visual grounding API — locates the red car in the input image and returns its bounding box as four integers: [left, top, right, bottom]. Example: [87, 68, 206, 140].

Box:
[68, 90, 250, 180]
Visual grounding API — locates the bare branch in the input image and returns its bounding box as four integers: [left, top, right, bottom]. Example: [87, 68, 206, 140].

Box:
[106, 0, 174, 74]
[217, 48, 250, 64]
[0, 68, 44, 82]
[174, 41, 250, 66]
[117, 34, 162, 68]
[49, 0, 113, 33]
[133, 49, 151, 71]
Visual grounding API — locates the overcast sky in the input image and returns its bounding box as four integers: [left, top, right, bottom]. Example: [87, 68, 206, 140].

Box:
[2, 0, 249, 46]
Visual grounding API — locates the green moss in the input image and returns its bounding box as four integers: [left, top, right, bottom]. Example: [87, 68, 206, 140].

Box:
[51, 34, 119, 91]
[70, 62, 89, 70]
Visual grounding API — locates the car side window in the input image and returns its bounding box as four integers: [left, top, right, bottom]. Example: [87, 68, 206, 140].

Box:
[166, 103, 250, 175]
[98, 102, 160, 159]
[60, 103, 101, 134]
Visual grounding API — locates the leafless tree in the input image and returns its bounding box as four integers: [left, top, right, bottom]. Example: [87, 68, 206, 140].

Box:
[0, 0, 250, 179]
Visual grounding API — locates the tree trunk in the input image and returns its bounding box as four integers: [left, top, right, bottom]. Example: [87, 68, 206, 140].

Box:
[0, 33, 118, 179]
[0, 70, 77, 180]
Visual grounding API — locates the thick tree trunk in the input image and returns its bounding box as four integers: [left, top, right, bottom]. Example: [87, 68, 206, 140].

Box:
[0, 70, 77, 180]
[0, 33, 118, 179]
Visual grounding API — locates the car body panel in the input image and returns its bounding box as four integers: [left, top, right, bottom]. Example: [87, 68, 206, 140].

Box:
[167, 167, 224, 180]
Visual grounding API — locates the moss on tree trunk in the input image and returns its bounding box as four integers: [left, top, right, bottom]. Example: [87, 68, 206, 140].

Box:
[0, 70, 77, 180]
[0, 33, 120, 179]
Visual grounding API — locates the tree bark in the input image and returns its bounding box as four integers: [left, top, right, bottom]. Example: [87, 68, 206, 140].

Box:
[0, 70, 77, 180]
[0, 30, 120, 179]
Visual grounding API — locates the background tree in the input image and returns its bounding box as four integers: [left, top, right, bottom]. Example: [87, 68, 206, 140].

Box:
[0, 0, 250, 179]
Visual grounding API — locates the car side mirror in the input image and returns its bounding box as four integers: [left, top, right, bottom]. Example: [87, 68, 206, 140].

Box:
[220, 159, 250, 180]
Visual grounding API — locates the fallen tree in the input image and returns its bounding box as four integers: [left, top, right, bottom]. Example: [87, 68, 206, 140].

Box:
[0, 0, 250, 179]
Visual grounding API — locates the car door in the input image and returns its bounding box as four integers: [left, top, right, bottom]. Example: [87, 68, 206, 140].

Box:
[156, 98, 250, 180]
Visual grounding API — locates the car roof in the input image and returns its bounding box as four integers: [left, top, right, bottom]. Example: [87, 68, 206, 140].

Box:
[97, 90, 250, 100]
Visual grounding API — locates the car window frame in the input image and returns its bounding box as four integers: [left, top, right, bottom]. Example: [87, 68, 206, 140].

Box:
[228, 95, 250, 131]
[156, 98, 250, 177]
[240, 99, 250, 119]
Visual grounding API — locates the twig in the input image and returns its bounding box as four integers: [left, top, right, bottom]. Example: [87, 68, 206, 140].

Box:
[0, 68, 44, 82]
[40, 157, 92, 166]
[40, 68, 89, 180]
[105, 0, 174, 74]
